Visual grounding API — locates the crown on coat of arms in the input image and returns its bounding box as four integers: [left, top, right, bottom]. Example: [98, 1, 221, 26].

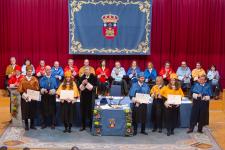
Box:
[101, 14, 119, 23]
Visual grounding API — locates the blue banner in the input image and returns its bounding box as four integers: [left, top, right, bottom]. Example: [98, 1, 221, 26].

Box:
[69, 0, 152, 55]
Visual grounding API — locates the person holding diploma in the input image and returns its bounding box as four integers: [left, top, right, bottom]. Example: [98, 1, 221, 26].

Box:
[40, 66, 58, 129]
[129, 72, 150, 135]
[160, 73, 184, 136]
[79, 67, 97, 131]
[56, 71, 79, 133]
[150, 76, 164, 133]
[17, 65, 39, 131]
[187, 75, 212, 133]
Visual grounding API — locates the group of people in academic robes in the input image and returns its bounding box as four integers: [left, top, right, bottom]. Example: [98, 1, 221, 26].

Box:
[129, 73, 184, 136]
[7, 56, 213, 136]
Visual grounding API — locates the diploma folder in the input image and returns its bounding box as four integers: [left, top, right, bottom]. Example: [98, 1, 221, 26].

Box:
[167, 94, 182, 105]
[60, 90, 74, 100]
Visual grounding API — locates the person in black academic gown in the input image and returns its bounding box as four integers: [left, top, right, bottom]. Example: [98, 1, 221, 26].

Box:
[187, 75, 212, 133]
[79, 67, 97, 131]
[129, 72, 150, 135]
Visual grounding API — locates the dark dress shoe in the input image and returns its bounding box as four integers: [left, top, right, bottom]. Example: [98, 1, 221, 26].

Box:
[25, 126, 29, 131]
[68, 128, 72, 133]
[30, 126, 37, 130]
[63, 129, 68, 133]
[158, 129, 162, 133]
[79, 128, 86, 131]
[171, 130, 174, 135]
[133, 130, 137, 136]
[187, 129, 193, 134]
[152, 129, 157, 132]
[41, 125, 47, 129]
[197, 130, 203, 133]
[167, 132, 170, 136]
[141, 131, 148, 135]
[51, 125, 55, 130]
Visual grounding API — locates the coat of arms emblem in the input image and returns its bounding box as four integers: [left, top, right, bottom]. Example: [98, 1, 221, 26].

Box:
[101, 13, 119, 40]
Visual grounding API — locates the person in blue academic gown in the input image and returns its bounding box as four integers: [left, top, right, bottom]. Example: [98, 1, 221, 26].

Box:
[40, 66, 58, 129]
[144, 62, 157, 89]
[129, 72, 150, 135]
[51, 61, 64, 87]
[126, 60, 141, 84]
[187, 75, 212, 133]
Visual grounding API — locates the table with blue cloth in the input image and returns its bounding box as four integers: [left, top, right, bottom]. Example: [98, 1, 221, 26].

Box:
[34, 97, 192, 134]
[92, 97, 133, 136]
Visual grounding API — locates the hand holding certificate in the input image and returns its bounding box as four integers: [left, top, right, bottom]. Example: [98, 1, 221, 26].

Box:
[134, 93, 152, 104]
[60, 90, 75, 103]
[167, 94, 182, 105]
[27, 89, 40, 101]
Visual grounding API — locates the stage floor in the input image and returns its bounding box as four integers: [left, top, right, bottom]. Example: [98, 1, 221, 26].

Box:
[0, 126, 221, 150]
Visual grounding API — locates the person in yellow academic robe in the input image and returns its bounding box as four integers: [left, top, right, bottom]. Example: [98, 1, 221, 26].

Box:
[150, 76, 164, 133]
[192, 62, 206, 81]
[56, 71, 79, 133]
[78, 59, 95, 77]
[5, 57, 19, 88]
[160, 73, 184, 136]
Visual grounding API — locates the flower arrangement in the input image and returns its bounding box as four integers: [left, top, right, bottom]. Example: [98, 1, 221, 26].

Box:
[11, 95, 19, 118]
[93, 108, 102, 136]
[124, 109, 133, 136]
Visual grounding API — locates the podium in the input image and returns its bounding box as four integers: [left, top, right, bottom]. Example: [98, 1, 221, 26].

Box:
[7, 87, 23, 127]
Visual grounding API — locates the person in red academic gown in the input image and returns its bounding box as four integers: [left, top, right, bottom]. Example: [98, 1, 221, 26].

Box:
[95, 59, 110, 95]
[159, 61, 174, 85]
[8, 66, 24, 87]
[36, 60, 46, 79]
[64, 59, 79, 79]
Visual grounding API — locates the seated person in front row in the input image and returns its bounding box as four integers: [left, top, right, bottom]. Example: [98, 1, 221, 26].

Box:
[159, 61, 174, 85]
[207, 65, 220, 99]
[40, 66, 58, 130]
[21, 58, 35, 76]
[126, 60, 141, 89]
[64, 59, 79, 79]
[96, 59, 110, 95]
[129, 72, 150, 136]
[36, 60, 46, 79]
[160, 73, 184, 136]
[150, 76, 164, 133]
[51, 61, 64, 87]
[111, 61, 128, 95]
[8, 66, 24, 87]
[176, 61, 192, 98]
[56, 71, 79, 133]
[5, 57, 18, 88]
[144, 61, 157, 88]
[187, 75, 212, 134]
[192, 62, 206, 82]
[79, 59, 95, 77]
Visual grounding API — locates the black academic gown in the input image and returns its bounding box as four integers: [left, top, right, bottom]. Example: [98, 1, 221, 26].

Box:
[79, 74, 97, 128]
